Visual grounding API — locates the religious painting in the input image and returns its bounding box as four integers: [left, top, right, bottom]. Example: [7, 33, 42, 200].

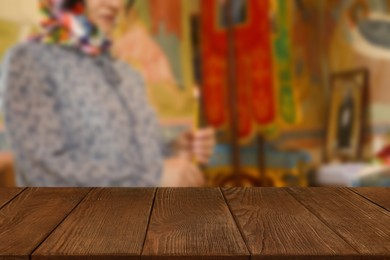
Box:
[325, 69, 369, 162]
[217, 0, 249, 28]
[114, 0, 197, 129]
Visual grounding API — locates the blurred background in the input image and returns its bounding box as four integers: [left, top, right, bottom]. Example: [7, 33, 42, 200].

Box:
[1, 0, 390, 187]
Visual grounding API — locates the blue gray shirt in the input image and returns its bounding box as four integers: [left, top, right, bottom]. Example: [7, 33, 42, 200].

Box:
[0, 42, 167, 187]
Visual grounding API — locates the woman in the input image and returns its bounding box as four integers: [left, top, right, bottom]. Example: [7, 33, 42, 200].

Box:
[0, 0, 215, 187]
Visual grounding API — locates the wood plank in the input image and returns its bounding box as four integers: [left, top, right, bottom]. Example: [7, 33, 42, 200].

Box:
[288, 187, 390, 257]
[222, 188, 358, 259]
[142, 188, 250, 260]
[32, 188, 156, 260]
[0, 188, 90, 260]
[0, 188, 24, 209]
[351, 188, 390, 211]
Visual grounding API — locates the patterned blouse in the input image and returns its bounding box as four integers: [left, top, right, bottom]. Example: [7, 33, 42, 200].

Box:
[0, 42, 166, 187]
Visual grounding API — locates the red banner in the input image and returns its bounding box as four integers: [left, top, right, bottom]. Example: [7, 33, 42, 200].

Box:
[201, 0, 276, 141]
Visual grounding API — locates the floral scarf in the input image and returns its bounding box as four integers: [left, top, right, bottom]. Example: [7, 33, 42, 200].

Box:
[33, 0, 111, 56]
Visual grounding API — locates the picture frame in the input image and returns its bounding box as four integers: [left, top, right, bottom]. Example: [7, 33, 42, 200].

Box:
[324, 68, 369, 163]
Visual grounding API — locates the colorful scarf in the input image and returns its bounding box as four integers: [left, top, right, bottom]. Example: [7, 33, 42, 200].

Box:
[33, 0, 111, 56]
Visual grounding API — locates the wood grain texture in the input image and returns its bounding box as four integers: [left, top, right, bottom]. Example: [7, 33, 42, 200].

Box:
[0, 188, 90, 260]
[222, 188, 358, 259]
[0, 188, 24, 209]
[32, 188, 156, 260]
[142, 188, 249, 260]
[351, 188, 390, 211]
[288, 187, 390, 257]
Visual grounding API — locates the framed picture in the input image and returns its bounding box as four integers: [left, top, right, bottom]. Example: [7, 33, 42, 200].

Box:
[324, 68, 369, 163]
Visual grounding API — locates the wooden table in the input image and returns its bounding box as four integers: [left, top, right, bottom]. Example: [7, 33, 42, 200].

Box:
[0, 188, 389, 259]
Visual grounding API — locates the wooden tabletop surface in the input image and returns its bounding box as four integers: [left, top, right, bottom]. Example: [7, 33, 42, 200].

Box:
[0, 187, 389, 259]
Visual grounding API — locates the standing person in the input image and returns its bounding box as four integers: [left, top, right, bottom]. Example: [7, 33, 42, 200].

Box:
[0, 0, 215, 187]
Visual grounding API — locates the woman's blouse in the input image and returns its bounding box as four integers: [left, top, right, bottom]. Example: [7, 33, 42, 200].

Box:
[0, 42, 166, 187]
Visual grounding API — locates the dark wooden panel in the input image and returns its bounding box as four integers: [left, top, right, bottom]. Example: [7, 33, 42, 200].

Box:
[0, 188, 24, 209]
[0, 188, 90, 260]
[142, 188, 249, 260]
[222, 188, 358, 259]
[32, 188, 156, 260]
[351, 188, 390, 211]
[288, 188, 390, 257]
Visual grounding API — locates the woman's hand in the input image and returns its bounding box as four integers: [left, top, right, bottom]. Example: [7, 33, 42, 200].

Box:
[160, 155, 206, 187]
[174, 127, 216, 165]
